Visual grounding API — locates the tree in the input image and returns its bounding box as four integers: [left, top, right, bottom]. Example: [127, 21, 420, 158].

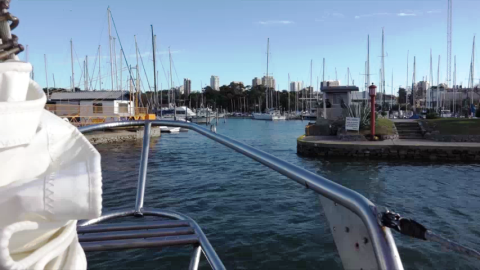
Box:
[398, 88, 407, 104]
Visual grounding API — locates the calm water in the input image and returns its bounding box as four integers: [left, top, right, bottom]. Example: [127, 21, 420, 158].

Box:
[88, 119, 480, 269]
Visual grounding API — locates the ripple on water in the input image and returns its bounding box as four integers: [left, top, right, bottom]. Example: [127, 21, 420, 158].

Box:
[90, 120, 480, 269]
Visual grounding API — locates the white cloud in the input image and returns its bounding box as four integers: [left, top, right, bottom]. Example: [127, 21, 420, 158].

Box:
[397, 12, 416, 17]
[258, 20, 294, 25]
[427, 10, 441, 14]
[332, 13, 345, 18]
[316, 12, 344, 22]
[354, 12, 391, 19]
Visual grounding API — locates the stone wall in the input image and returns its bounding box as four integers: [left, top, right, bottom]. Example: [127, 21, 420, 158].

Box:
[297, 140, 480, 161]
[424, 132, 480, 143]
[86, 127, 161, 145]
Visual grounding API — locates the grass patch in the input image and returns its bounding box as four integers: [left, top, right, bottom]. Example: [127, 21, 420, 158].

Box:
[361, 118, 396, 135]
[422, 119, 480, 135]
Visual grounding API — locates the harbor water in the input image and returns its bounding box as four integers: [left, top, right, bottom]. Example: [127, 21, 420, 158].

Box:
[88, 119, 480, 269]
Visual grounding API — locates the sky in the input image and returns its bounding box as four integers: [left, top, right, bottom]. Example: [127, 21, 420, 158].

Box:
[12, 0, 480, 95]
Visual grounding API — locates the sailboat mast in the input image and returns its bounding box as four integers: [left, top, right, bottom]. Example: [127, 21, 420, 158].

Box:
[120, 49, 123, 92]
[44, 54, 49, 99]
[99, 45, 102, 90]
[429, 49, 433, 109]
[367, 35, 370, 87]
[70, 39, 74, 91]
[413, 56, 416, 112]
[135, 35, 139, 108]
[107, 7, 115, 91]
[266, 38, 269, 110]
[288, 73, 290, 113]
[85, 55, 89, 91]
[471, 36, 475, 106]
[437, 55, 440, 111]
[310, 59, 313, 113]
[381, 28, 385, 110]
[152, 25, 158, 111]
[112, 37, 118, 90]
[169, 47, 174, 106]
[453, 55, 456, 115]
[406, 51, 409, 113]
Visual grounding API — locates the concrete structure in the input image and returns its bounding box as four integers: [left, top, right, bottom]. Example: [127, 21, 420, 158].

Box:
[297, 134, 480, 162]
[184, 78, 191, 97]
[262, 76, 276, 89]
[252, 77, 262, 87]
[350, 91, 397, 106]
[320, 86, 359, 121]
[86, 127, 161, 145]
[321, 80, 340, 89]
[290, 81, 303, 92]
[210, 75, 220, 90]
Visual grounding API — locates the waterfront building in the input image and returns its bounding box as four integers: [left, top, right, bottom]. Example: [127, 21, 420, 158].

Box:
[210, 75, 219, 90]
[262, 76, 275, 89]
[289, 81, 303, 92]
[252, 77, 262, 87]
[184, 78, 191, 97]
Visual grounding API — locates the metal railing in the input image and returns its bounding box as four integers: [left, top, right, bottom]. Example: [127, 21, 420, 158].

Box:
[79, 120, 404, 270]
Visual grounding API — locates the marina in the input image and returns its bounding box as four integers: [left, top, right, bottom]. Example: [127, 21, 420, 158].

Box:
[3, 0, 480, 269]
[88, 119, 480, 269]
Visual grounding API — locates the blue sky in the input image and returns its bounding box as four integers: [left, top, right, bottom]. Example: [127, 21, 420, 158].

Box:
[13, 0, 480, 95]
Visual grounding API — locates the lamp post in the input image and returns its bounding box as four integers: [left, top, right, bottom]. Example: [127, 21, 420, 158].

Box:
[369, 83, 377, 140]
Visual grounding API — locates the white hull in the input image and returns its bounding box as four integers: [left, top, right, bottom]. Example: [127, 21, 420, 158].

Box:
[160, 126, 181, 133]
[252, 113, 286, 121]
[190, 116, 215, 124]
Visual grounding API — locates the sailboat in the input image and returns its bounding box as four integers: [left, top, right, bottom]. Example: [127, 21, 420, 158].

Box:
[253, 38, 286, 121]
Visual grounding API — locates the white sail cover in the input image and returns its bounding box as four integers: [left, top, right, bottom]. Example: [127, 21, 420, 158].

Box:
[0, 61, 102, 269]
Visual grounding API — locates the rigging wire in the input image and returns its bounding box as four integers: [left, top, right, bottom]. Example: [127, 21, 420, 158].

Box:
[137, 46, 152, 91]
[109, 9, 136, 90]
[170, 55, 181, 87]
[89, 48, 100, 90]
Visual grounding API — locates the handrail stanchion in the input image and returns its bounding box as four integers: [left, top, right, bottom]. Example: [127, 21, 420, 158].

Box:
[188, 245, 202, 270]
[134, 121, 152, 215]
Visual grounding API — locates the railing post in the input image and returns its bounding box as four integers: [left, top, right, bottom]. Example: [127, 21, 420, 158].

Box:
[135, 121, 152, 215]
[188, 245, 202, 270]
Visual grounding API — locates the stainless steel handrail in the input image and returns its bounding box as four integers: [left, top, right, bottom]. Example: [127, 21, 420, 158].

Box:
[135, 122, 151, 214]
[79, 120, 403, 270]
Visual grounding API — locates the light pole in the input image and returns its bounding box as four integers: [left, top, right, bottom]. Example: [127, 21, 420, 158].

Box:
[369, 83, 377, 140]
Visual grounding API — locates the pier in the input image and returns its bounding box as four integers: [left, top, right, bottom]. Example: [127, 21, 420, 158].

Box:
[297, 135, 480, 161]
